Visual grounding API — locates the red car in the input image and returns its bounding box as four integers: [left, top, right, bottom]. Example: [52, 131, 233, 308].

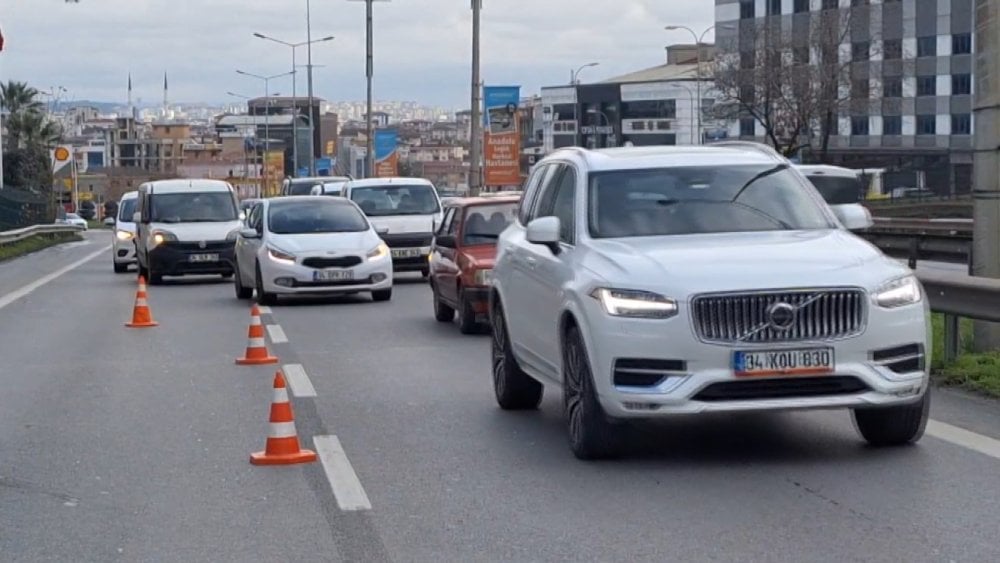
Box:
[429, 195, 520, 333]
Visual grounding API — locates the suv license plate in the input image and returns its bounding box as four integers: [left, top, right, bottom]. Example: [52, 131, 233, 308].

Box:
[391, 248, 422, 258]
[733, 348, 834, 377]
[189, 253, 219, 263]
[314, 270, 353, 282]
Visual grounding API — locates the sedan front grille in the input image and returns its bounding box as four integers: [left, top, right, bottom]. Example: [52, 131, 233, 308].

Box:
[302, 256, 362, 269]
[380, 233, 432, 248]
[692, 288, 866, 344]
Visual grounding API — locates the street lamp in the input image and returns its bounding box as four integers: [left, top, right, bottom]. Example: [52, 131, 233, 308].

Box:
[571, 62, 599, 85]
[253, 31, 335, 177]
[664, 24, 716, 145]
[348, 0, 392, 179]
[236, 69, 293, 197]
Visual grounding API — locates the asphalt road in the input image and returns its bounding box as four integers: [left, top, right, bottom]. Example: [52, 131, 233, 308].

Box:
[2, 231, 999, 562]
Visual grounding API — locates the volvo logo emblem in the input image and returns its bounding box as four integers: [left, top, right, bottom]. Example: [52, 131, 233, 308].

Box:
[767, 302, 796, 330]
[198, 240, 207, 249]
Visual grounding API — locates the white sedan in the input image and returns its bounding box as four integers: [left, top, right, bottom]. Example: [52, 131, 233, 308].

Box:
[58, 213, 88, 230]
[233, 196, 393, 305]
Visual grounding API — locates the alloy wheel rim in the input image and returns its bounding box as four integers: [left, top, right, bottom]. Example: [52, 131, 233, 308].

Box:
[565, 339, 584, 443]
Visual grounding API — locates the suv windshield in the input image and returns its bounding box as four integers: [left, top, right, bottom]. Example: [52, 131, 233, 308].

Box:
[118, 198, 137, 222]
[588, 164, 834, 238]
[463, 203, 517, 245]
[150, 192, 238, 223]
[803, 175, 863, 204]
[350, 185, 440, 216]
[268, 200, 369, 234]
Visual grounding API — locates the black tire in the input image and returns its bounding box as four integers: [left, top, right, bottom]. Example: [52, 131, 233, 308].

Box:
[432, 285, 455, 322]
[421, 268, 430, 279]
[113, 261, 128, 274]
[148, 268, 163, 285]
[255, 263, 277, 306]
[853, 390, 930, 447]
[457, 289, 479, 335]
[564, 326, 621, 460]
[233, 263, 253, 300]
[490, 299, 543, 410]
[372, 288, 392, 302]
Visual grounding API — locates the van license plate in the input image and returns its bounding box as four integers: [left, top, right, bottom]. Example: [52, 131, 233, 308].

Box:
[391, 248, 422, 258]
[314, 270, 353, 281]
[189, 253, 218, 263]
[733, 348, 834, 377]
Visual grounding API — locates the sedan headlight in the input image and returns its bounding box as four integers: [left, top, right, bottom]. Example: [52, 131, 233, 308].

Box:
[115, 230, 134, 241]
[874, 275, 922, 308]
[151, 230, 177, 246]
[591, 288, 678, 319]
[473, 268, 494, 286]
[267, 245, 296, 265]
[366, 242, 389, 261]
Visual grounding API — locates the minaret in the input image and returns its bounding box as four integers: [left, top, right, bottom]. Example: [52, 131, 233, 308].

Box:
[127, 72, 133, 119]
[162, 72, 168, 119]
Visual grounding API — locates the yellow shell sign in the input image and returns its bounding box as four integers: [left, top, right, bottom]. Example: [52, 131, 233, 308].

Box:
[53, 146, 71, 161]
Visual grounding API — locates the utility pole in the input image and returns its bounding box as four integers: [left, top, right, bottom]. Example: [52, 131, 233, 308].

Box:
[971, 0, 1000, 350]
[347, 0, 389, 179]
[469, 0, 483, 195]
[306, 0, 316, 176]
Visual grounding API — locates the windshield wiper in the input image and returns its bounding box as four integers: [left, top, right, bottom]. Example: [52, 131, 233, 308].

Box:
[730, 164, 789, 202]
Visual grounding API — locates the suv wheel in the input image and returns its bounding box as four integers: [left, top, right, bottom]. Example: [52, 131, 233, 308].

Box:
[255, 263, 277, 306]
[490, 299, 543, 410]
[148, 268, 163, 285]
[372, 288, 392, 302]
[853, 390, 930, 447]
[114, 261, 128, 274]
[432, 283, 455, 322]
[564, 325, 621, 460]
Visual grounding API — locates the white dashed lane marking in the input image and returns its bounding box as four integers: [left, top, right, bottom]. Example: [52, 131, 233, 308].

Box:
[266, 324, 288, 344]
[313, 435, 372, 511]
[926, 420, 1000, 461]
[282, 363, 317, 398]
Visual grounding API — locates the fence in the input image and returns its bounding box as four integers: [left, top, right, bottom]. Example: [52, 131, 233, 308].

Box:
[0, 189, 54, 231]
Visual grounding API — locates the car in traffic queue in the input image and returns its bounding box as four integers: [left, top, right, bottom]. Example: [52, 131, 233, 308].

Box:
[281, 175, 353, 196]
[133, 179, 243, 284]
[342, 177, 444, 278]
[310, 180, 348, 197]
[489, 145, 931, 460]
[429, 195, 520, 333]
[58, 213, 88, 230]
[112, 191, 139, 273]
[233, 196, 393, 305]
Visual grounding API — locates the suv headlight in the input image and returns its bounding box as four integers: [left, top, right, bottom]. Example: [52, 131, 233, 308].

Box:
[473, 268, 494, 286]
[367, 242, 389, 261]
[267, 245, 296, 265]
[151, 230, 177, 246]
[591, 288, 678, 319]
[874, 275, 922, 308]
[115, 230, 134, 241]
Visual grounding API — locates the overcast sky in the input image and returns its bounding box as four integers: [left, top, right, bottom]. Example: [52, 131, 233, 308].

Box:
[0, 0, 713, 108]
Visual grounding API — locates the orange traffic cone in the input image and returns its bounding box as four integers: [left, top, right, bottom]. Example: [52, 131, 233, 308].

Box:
[235, 305, 278, 365]
[125, 276, 159, 328]
[250, 371, 317, 466]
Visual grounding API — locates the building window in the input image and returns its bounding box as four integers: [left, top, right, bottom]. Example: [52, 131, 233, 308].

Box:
[952, 73, 972, 95]
[883, 39, 902, 60]
[851, 79, 870, 99]
[768, 0, 782, 15]
[822, 0, 838, 9]
[794, 0, 810, 13]
[851, 0, 870, 5]
[851, 117, 869, 136]
[740, 0, 754, 19]
[621, 100, 677, 120]
[740, 117, 756, 137]
[951, 114, 971, 135]
[952, 33, 972, 55]
[793, 47, 810, 64]
[916, 115, 936, 135]
[917, 75, 936, 96]
[883, 78, 902, 98]
[917, 36, 937, 57]
[883, 116, 902, 135]
[852, 41, 870, 62]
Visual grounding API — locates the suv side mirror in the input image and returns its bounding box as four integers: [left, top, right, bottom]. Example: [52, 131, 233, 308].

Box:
[831, 203, 873, 231]
[435, 234, 456, 248]
[526, 216, 561, 255]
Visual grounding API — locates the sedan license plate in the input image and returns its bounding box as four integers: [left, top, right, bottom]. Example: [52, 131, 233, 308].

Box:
[391, 247, 423, 259]
[733, 348, 834, 377]
[313, 269, 353, 282]
[188, 253, 219, 263]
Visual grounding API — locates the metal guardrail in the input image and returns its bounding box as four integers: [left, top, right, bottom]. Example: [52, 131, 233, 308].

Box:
[917, 269, 1000, 363]
[0, 224, 86, 246]
[860, 217, 972, 264]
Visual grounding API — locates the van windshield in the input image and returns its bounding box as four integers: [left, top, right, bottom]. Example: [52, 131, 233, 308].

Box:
[350, 185, 440, 216]
[150, 192, 238, 223]
[118, 198, 137, 222]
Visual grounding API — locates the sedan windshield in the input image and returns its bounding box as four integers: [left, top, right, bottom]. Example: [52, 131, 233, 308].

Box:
[462, 203, 517, 245]
[350, 185, 440, 216]
[268, 200, 369, 234]
[588, 165, 834, 238]
[150, 192, 238, 223]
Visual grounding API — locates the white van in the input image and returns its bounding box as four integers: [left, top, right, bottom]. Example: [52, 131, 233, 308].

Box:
[281, 176, 352, 196]
[341, 177, 443, 277]
[794, 164, 866, 204]
[112, 191, 139, 273]
[133, 179, 243, 284]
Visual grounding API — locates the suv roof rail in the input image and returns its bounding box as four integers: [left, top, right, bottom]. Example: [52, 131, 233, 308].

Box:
[706, 140, 789, 163]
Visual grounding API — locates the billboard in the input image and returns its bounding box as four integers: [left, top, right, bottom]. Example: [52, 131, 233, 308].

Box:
[483, 86, 521, 187]
[374, 129, 399, 177]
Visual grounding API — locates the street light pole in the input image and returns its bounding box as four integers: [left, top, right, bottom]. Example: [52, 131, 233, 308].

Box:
[664, 25, 716, 145]
[570, 62, 598, 148]
[306, 0, 316, 176]
[237, 69, 293, 198]
[470, 0, 482, 195]
[347, 0, 390, 179]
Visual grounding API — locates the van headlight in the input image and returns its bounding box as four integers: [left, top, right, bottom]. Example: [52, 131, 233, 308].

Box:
[267, 245, 296, 265]
[874, 275, 922, 308]
[367, 242, 389, 261]
[151, 230, 177, 246]
[473, 268, 494, 286]
[591, 288, 678, 319]
[115, 230, 134, 241]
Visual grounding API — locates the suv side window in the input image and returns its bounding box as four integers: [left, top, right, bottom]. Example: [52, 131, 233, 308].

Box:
[533, 165, 577, 244]
[518, 164, 551, 225]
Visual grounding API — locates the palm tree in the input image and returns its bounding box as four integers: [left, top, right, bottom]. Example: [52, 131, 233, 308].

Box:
[1, 81, 44, 115]
[1, 80, 61, 150]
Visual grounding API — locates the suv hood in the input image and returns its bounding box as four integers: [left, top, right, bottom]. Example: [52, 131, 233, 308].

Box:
[585, 230, 909, 295]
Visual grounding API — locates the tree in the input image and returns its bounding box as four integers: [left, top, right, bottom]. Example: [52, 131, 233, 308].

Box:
[713, 8, 875, 161]
[2, 80, 62, 151]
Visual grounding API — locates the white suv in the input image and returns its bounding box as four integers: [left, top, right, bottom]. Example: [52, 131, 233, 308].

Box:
[489, 146, 930, 460]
